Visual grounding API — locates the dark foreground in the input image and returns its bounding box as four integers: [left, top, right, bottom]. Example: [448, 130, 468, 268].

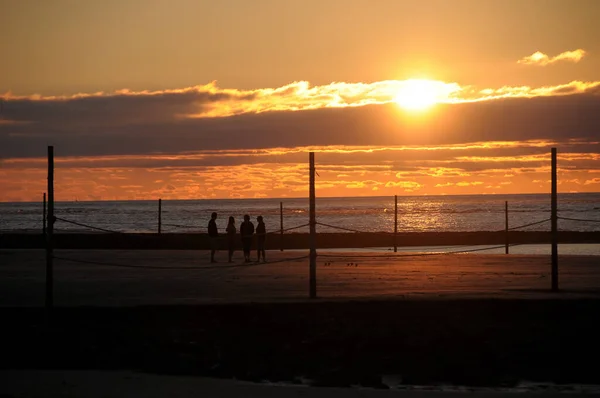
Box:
[2, 300, 599, 388]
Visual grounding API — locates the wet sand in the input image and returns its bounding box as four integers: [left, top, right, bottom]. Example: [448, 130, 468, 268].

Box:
[1, 249, 600, 306]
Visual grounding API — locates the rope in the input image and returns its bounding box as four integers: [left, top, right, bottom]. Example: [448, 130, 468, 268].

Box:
[55, 217, 166, 237]
[86, 221, 152, 226]
[384, 243, 503, 252]
[216, 223, 312, 240]
[313, 243, 486, 253]
[54, 217, 122, 234]
[318, 219, 552, 234]
[162, 223, 311, 236]
[53, 254, 310, 270]
[269, 223, 311, 234]
[53, 256, 200, 269]
[53, 218, 310, 237]
[450, 244, 521, 254]
[316, 222, 366, 233]
[162, 223, 198, 229]
[227, 222, 311, 237]
[318, 244, 520, 259]
[253, 254, 310, 265]
[507, 218, 551, 231]
[558, 216, 600, 224]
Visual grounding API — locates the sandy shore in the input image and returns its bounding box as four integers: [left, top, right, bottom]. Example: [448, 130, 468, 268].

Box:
[1, 249, 600, 306]
[3, 249, 600, 388]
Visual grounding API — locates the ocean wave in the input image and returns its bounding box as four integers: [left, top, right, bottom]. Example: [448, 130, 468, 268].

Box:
[2, 194, 600, 234]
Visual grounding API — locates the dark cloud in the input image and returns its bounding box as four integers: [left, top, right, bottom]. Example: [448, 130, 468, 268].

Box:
[3, 141, 598, 174]
[1, 89, 600, 160]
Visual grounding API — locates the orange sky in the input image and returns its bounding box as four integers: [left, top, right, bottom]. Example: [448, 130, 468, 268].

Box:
[1, 0, 600, 201]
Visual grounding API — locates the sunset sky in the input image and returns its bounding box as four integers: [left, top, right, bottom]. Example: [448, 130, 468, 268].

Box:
[2, 0, 600, 201]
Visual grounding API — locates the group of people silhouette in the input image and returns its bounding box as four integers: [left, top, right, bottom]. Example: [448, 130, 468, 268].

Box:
[208, 212, 266, 263]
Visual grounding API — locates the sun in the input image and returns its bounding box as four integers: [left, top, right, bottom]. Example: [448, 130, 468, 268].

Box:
[394, 79, 451, 111]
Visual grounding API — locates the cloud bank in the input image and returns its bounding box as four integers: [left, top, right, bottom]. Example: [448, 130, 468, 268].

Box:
[2, 78, 600, 159]
[2, 78, 600, 200]
[517, 49, 587, 66]
[2, 78, 598, 126]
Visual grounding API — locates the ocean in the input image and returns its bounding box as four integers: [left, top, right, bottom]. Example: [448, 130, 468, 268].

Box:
[1, 193, 599, 235]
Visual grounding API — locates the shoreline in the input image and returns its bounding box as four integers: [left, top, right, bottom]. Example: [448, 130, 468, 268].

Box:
[2, 230, 600, 250]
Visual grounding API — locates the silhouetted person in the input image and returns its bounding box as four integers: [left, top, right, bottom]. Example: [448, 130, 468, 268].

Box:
[256, 215, 266, 262]
[208, 212, 218, 263]
[240, 214, 254, 263]
[226, 216, 236, 263]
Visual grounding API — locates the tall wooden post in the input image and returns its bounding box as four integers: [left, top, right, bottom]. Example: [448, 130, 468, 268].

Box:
[280, 201, 284, 251]
[46, 146, 54, 310]
[43, 192, 47, 235]
[158, 199, 162, 234]
[394, 195, 398, 253]
[551, 148, 558, 291]
[505, 201, 509, 254]
[309, 152, 317, 299]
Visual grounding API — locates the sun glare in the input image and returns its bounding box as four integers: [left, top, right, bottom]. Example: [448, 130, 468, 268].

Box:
[394, 79, 455, 111]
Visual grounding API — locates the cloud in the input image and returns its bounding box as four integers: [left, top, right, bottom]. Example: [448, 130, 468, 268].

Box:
[517, 49, 587, 66]
[1, 144, 598, 201]
[477, 80, 600, 100]
[2, 78, 598, 132]
[0, 80, 463, 123]
[455, 181, 484, 187]
[384, 181, 423, 190]
[2, 80, 600, 161]
[584, 178, 600, 185]
[2, 79, 600, 200]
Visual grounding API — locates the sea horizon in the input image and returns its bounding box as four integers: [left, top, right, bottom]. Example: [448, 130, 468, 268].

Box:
[2, 192, 599, 235]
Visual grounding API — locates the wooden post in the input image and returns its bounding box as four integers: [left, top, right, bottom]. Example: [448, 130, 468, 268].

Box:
[158, 199, 162, 234]
[46, 146, 54, 310]
[551, 148, 558, 291]
[309, 152, 317, 299]
[280, 201, 284, 251]
[505, 201, 509, 254]
[43, 192, 47, 235]
[394, 195, 398, 253]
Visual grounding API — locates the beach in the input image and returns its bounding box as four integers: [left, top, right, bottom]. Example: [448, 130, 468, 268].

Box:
[2, 249, 600, 391]
[2, 249, 600, 305]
